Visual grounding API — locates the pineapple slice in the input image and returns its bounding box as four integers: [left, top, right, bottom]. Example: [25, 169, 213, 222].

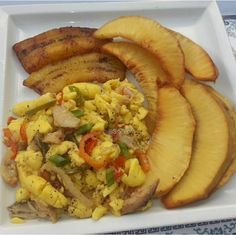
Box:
[94, 16, 184, 87]
[205, 86, 236, 188]
[147, 86, 195, 197]
[162, 80, 232, 208]
[168, 29, 218, 81]
[102, 42, 168, 133]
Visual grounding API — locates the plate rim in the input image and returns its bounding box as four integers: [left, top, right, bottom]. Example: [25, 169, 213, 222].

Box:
[0, 0, 236, 233]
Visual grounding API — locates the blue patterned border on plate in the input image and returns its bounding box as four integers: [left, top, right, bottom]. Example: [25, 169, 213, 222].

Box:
[109, 218, 236, 234]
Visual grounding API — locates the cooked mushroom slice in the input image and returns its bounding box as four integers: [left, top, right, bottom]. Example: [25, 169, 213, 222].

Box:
[43, 162, 93, 208]
[43, 128, 65, 144]
[8, 200, 60, 223]
[1, 153, 18, 187]
[33, 133, 49, 158]
[121, 179, 159, 215]
[53, 105, 80, 128]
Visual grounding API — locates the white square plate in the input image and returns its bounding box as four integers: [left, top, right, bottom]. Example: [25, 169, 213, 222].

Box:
[0, 1, 236, 233]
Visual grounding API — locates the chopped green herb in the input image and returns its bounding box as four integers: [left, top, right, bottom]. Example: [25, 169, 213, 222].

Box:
[106, 168, 115, 187]
[48, 155, 71, 167]
[71, 109, 84, 118]
[75, 123, 94, 135]
[26, 100, 56, 116]
[69, 86, 84, 106]
[69, 85, 81, 93]
[118, 141, 130, 158]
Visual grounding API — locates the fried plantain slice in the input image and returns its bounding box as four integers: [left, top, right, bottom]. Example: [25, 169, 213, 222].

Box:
[23, 52, 126, 94]
[13, 27, 111, 73]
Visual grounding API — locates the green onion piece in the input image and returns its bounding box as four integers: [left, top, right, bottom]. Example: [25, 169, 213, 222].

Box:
[106, 168, 115, 187]
[69, 85, 81, 93]
[26, 100, 56, 116]
[75, 123, 94, 135]
[118, 141, 130, 158]
[48, 155, 71, 167]
[69, 86, 84, 106]
[71, 109, 84, 118]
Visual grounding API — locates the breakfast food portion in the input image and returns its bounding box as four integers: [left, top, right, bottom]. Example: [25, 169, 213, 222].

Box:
[3, 79, 152, 222]
[167, 29, 219, 81]
[162, 80, 233, 208]
[13, 27, 110, 73]
[101, 41, 167, 133]
[1, 15, 236, 223]
[147, 86, 195, 197]
[94, 16, 185, 87]
[23, 52, 126, 94]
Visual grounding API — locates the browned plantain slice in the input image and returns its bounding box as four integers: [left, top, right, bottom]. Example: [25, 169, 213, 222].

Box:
[168, 29, 218, 81]
[13, 27, 111, 73]
[23, 52, 126, 94]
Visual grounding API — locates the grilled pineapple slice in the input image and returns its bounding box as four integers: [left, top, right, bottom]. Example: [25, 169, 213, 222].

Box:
[102, 42, 168, 133]
[13, 27, 110, 73]
[162, 80, 232, 208]
[205, 86, 236, 188]
[168, 29, 218, 81]
[147, 86, 195, 197]
[23, 53, 126, 94]
[94, 16, 184, 87]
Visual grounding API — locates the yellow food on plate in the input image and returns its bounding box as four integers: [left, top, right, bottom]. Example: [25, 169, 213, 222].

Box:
[23, 52, 126, 94]
[2, 79, 152, 222]
[13, 26, 111, 73]
[146, 86, 195, 197]
[168, 29, 219, 81]
[94, 15, 184, 87]
[162, 80, 233, 208]
[2, 15, 236, 225]
[101, 41, 168, 133]
[204, 86, 236, 188]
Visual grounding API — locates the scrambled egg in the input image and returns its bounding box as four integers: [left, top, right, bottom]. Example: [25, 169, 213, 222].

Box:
[46, 141, 85, 167]
[121, 158, 146, 187]
[12, 93, 56, 117]
[5, 79, 150, 222]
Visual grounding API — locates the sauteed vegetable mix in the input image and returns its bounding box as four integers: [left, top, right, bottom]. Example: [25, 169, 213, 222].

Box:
[2, 79, 151, 222]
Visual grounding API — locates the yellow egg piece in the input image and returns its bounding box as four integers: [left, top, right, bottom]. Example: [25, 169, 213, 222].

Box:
[12, 93, 56, 117]
[92, 206, 107, 220]
[121, 158, 146, 187]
